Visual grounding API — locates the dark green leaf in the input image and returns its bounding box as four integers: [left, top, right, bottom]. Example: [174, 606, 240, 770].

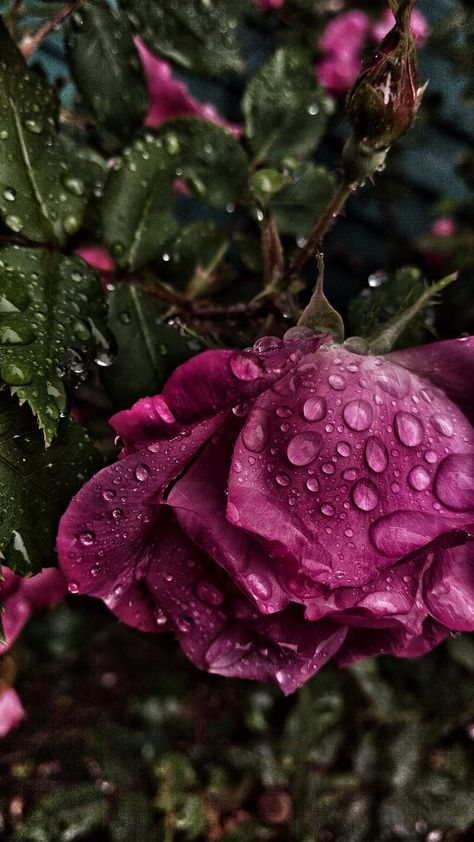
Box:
[0, 247, 108, 445]
[65, 0, 148, 141]
[0, 21, 88, 244]
[0, 393, 101, 575]
[102, 283, 203, 409]
[243, 47, 334, 165]
[154, 118, 248, 209]
[271, 163, 336, 237]
[159, 222, 229, 291]
[100, 121, 247, 270]
[119, 0, 247, 77]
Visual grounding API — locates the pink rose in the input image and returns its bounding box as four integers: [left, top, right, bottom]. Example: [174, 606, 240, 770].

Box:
[57, 331, 474, 694]
[316, 11, 370, 95]
[0, 566, 67, 653]
[135, 38, 241, 137]
[0, 688, 25, 738]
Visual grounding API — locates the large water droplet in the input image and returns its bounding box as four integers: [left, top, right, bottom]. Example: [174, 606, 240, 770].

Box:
[370, 511, 445, 557]
[242, 411, 267, 452]
[364, 436, 388, 473]
[434, 453, 474, 511]
[253, 336, 283, 356]
[395, 412, 424, 447]
[230, 352, 262, 381]
[408, 465, 431, 491]
[336, 441, 351, 457]
[303, 396, 327, 421]
[134, 463, 150, 482]
[328, 373, 346, 391]
[287, 431, 322, 466]
[306, 477, 320, 492]
[343, 399, 373, 431]
[430, 413, 454, 438]
[1, 361, 32, 385]
[320, 503, 335, 517]
[375, 365, 410, 398]
[352, 479, 378, 511]
[2, 187, 16, 202]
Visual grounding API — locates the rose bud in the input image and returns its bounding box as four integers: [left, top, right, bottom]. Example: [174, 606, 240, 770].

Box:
[345, 0, 426, 172]
[57, 330, 474, 694]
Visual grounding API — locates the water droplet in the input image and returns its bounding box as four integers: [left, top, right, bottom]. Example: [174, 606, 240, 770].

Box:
[306, 477, 320, 492]
[176, 615, 194, 633]
[343, 399, 373, 431]
[195, 581, 224, 606]
[364, 436, 388, 473]
[342, 336, 369, 355]
[424, 450, 438, 464]
[134, 463, 150, 482]
[0, 361, 32, 385]
[395, 412, 424, 447]
[276, 405, 292, 418]
[303, 396, 327, 421]
[336, 441, 351, 457]
[375, 365, 410, 398]
[434, 453, 474, 511]
[287, 431, 322, 466]
[242, 411, 267, 452]
[276, 473, 290, 486]
[352, 479, 378, 511]
[320, 503, 335, 517]
[24, 119, 43, 134]
[102, 489, 116, 501]
[328, 373, 346, 390]
[2, 187, 16, 202]
[321, 462, 335, 475]
[230, 352, 262, 381]
[408, 465, 431, 491]
[64, 214, 80, 235]
[63, 176, 85, 197]
[80, 531, 95, 546]
[430, 413, 454, 437]
[246, 573, 272, 600]
[253, 336, 283, 356]
[5, 215, 23, 232]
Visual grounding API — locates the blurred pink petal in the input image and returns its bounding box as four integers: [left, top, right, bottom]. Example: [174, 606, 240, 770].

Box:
[372, 8, 431, 47]
[0, 688, 25, 738]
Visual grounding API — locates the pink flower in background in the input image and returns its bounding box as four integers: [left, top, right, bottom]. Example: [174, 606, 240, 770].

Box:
[58, 331, 474, 694]
[372, 8, 431, 47]
[431, 217, 456, 238]
[135, 39, 241, 137]
[0, 566, 67, 653]
[0, 566, 66, 737]
[0, 688, 25, 738]
[253, 0, 285, 10]
[75, 244, 115, 278]
[316, 11, 370, 95]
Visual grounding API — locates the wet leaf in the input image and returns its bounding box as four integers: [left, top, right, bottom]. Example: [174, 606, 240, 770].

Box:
[0, 247, 108, 445]
[118, 0, 247, 77]
[270, 163, 336, 237]
[65, 0, 148, 141]
[0, 21, 88, 244]
[0, 393, 101, 575]
[243, 47, 333, 165]
[102, 283, 203, 409]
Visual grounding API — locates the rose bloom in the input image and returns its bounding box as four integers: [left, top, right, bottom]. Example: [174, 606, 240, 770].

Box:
[0, 566, 66, 736]
[58, 330, 474, 694]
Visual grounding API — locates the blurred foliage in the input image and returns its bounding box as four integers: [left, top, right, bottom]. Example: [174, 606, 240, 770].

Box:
[0, 602, 473, 840]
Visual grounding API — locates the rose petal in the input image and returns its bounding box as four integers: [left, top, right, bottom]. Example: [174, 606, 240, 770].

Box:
[227, 345, 474, 592]
[57, 415, 222, 631]
[0, 688, 25, 738]
[336, 618, 448, 666]
[1, 567, 66, 652]
[111, 395, 179, 454]
[424, 537, 474, 631]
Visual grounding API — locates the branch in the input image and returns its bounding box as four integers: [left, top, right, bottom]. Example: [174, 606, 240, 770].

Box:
[20, 0, 82, 61]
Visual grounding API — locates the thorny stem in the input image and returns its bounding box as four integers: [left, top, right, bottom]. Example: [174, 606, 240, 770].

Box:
[288, 180, 352, 278]
[20, 0, 82, 61]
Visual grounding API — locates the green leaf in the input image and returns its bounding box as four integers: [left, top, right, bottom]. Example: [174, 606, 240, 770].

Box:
[16, 783, 109, 842]
[243, 47, 334, 165]
[65, 0, 148, 141]
[102, 283, 203, 409]
[100, 121, 247, 270]
[0, 247, 109, 445]
[119, 0, 247, 77]
[159, 221, 229, 292]
[0, 20, 88, 244]
[0, 393, 101, 575]
[270, 163, 337, 237]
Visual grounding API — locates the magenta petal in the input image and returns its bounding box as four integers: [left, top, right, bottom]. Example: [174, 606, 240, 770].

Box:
[111, 395, 179, 454]
[227, 345, 473, 592]
[0, 688, 25, 738]
[167, 421, 290, 614]
[424, 539, 474, 631]
[1, 567, 66, 652]
[336, 618, 449, 666]
[388, 337, 474, 424]
[57, 416, 222, 630]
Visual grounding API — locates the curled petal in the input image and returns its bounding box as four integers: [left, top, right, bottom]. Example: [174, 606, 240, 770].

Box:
[336, 618, 448, 666]
[424, 538, 474, 632]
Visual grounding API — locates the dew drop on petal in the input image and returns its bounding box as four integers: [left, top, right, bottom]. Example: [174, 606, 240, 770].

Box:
[394, 411, 424, 447]
[306, 477, 320, 492]
[424, 450, 438, 464]
[195, 581, 224, 606]
[303, 396, 327, 421]
[287, 432, 323, 466]
[343, 399, 373, 431]
[230, 352, 262, 381]
[364, 436, 388, 473]
[276, 473, 290, 486]
[321, 503, 335, 517]
[352, 479, 378, 511]
[328, 373, 346, 390]
[434, 453, 474, 511]
[242, 412, 267, 452]
[430, 413, 454, 437]
[375, 365, 410, 398]
[408, 465, 431, 491]
[80, 531, 95, 546]
[134, 463, 150, 482]
[336, 441, 351, 457]
[342, 468, 358, 481]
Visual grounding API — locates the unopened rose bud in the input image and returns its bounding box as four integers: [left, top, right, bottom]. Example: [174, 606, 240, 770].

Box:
[346, 0, 426, 153]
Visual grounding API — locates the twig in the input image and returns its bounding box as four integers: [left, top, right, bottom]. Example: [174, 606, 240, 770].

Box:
[288, 180, 352, 278]
[20, 0, 82, 61]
